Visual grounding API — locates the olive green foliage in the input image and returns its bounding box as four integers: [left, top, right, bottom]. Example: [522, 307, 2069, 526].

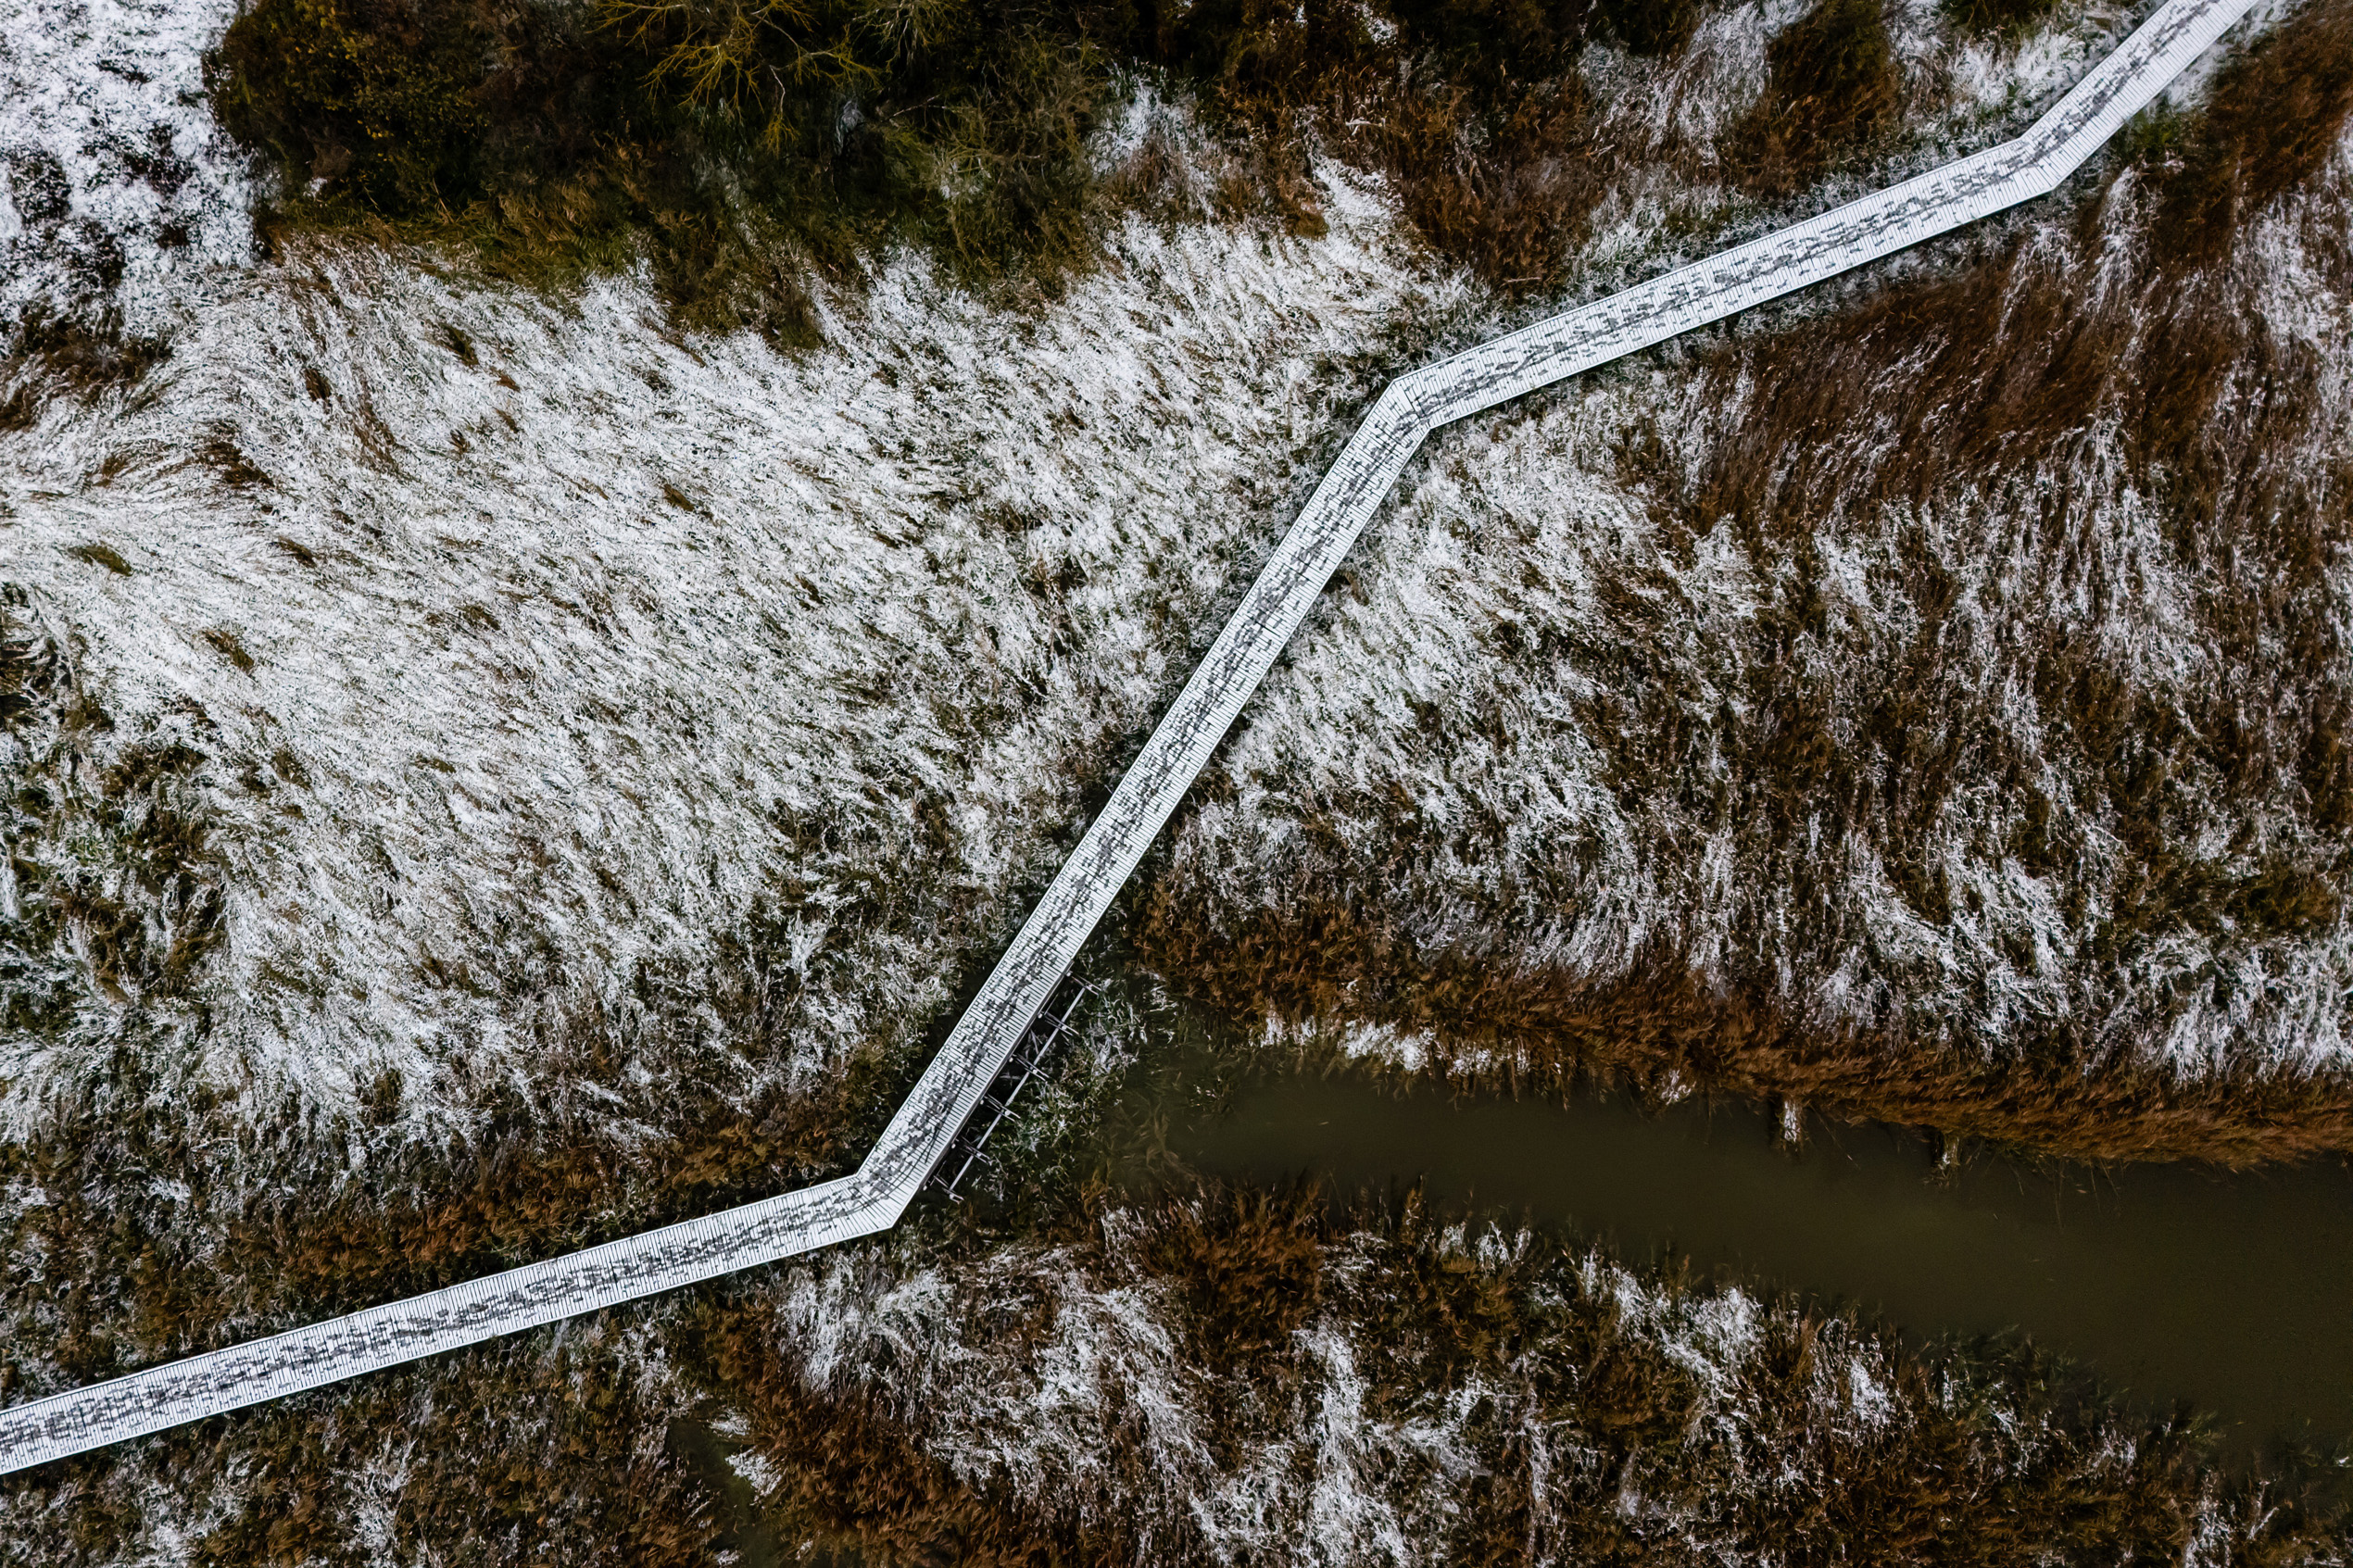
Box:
[208, 0, 1127, 343]
[704, 1176, 2353, 1565]
[204, 0, 1713, 320]
[1941, 0, 2060, 42]
[207, 0, 497, 214]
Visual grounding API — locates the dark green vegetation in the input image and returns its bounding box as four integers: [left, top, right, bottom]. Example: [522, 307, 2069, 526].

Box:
[203, 0, 1917, 336]
[1594, 0, 1701, 56]
[1137, 0, 2353, 1168]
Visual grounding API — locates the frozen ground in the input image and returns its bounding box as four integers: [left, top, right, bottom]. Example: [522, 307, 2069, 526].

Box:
[14, 0, 2262, 1464]
[0, 0, 2197, 1193]
[754, 1229, 1813, 1564]
[0, 0, 251, 337]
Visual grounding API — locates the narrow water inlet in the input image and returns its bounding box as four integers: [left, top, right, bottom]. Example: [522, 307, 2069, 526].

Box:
[1170, 1073, 2353, 1455]
[666, 1418, 788, 1568]
[666, 1416, 883, 1568]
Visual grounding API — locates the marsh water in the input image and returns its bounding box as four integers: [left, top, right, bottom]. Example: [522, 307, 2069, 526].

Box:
[1169, 1072, 2353, 1456]
[673, 1034, 2353, 1540]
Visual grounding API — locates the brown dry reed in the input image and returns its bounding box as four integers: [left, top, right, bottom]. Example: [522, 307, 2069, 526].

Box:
[1730, 0, 1899, 194]
[1137, 0, 2353, 1169]
[6, 1315, 724, 1567]
[0, 302, 170, 414]
[11, 8, 2353, 1558]
[703, 1185, 2348, 1564]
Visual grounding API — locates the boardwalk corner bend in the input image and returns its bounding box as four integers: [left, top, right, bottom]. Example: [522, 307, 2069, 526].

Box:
[0, 0, 2267, 1475]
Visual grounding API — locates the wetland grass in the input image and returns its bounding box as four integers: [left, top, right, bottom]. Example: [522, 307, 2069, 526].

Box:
[1135, 0, 2353, 1171]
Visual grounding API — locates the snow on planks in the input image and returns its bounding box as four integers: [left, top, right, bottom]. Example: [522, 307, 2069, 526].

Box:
[0, 0, 2263, 1474]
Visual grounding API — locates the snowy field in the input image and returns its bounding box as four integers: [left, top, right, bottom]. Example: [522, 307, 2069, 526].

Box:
[0, 0, 251, 337]
[2, 0, 2296, 1179]
[4, 0, 2345, 1553]
[0, 189, 1461, 1150]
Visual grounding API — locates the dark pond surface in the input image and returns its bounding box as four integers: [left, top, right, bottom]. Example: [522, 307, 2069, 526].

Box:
[668, 1418, 789, 1568]
[1170, 1073, 2353, 1455]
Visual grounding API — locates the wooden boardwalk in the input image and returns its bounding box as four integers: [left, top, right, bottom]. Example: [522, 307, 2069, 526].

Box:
[0, 0, 2261, 1474]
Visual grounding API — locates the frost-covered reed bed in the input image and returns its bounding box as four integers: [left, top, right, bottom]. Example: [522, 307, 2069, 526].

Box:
[0, 169, 1449, 1456]
[666, 1183, 2327, 1565]
[1141, 0, 2353, 1163]
[5, 0, 2349, 1549]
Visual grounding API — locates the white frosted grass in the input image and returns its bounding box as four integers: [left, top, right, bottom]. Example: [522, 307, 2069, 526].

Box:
[0, 0, 2264, 1474]
[0, 187, 1429, 1150]
[0, 0, 252, 332]
[1573, 0, 2145, 302]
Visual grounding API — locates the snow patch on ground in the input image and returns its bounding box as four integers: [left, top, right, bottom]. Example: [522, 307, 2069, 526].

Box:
[1158, 132, 2353, 1077]
[0, 0, 251, 335]
[0, 187, 1440, 1146]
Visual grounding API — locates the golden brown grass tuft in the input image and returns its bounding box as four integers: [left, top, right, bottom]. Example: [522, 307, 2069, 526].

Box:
[705, 1291, 1150, 1563]
[1730, 0, 1899, 195]
[1138, 893, 2353, 1164]
[1142, 1182, 1325, 1366]
[2149, 0, 2353, 261]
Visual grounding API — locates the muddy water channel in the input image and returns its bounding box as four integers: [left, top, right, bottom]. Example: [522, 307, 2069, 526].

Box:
[1167, 1072, 2353, 1454]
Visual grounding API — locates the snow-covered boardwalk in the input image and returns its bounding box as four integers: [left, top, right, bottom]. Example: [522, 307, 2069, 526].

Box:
[0, 0, 2260, 1474]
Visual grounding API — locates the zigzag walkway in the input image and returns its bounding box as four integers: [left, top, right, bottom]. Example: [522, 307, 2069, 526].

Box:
[0, 0, 2261, 1474]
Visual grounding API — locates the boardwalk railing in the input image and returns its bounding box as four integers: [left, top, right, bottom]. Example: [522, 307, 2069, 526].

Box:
[0, 0, 2261, 1474]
